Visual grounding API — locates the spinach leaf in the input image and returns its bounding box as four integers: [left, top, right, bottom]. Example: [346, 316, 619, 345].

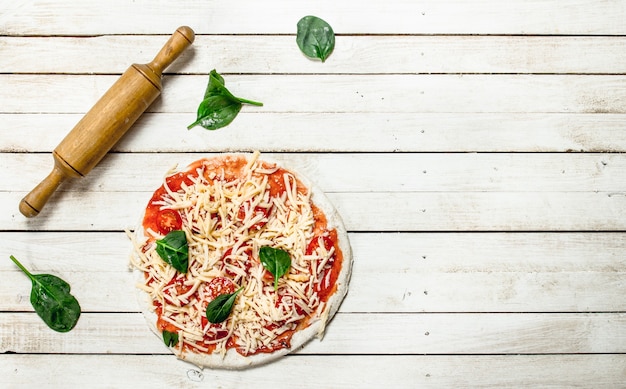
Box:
[189, 94, 243, 131]
[206, 286, 243, 324]
[10, 255, 81, 333]
[259, 246, 291, 291]
[188, 69, 263, 131]
[296, 15, 335, 62]
[203, 69, 226, 99]
[155, 230, 189, 273]
[162, 330, 179, 347]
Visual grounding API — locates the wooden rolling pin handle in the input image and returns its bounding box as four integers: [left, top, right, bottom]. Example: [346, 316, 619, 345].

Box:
[132, 26, 195, 90]
[19, 159, 73, 218]
[148, 26, 195, 75]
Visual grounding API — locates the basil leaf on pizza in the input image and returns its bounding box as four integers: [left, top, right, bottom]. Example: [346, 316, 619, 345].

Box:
[129, 152, 352, 369]
[155, 230, 188, 273]
[163, 330, 179, 347]
[206, 286, 244, 324]
[259, 246, 291, 291]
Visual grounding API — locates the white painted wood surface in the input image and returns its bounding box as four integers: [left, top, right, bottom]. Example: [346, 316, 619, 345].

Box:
[1, 0, 625, 387]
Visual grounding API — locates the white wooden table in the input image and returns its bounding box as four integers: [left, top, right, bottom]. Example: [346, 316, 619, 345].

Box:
[1, 1, 625, 387]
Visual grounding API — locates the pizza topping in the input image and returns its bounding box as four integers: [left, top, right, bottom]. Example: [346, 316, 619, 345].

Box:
[129, 153, 344, 359]
[206, 286, 244, 323]
[163, 330, 179, 347]
[155, 230, 189, 273]
[156, 209, 183, 235]
[259, 246, 292, 291]
[205, 276, 236, 299]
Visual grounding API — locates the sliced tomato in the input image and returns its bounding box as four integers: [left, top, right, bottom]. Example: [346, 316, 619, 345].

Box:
[205, 276, 236, 300]
[156, 209, 182, 235]
[164, 276, 192, 296]
[275, 293, 306, 316]
[237, 201, 273, 230]
[164, 171, 195, 192]
[267, 170, 287, 197]
[200, 316, 230, 338]
[262, 269, 274, 283]
[305, 234, 334, 255]
[221, 247, 253, 278]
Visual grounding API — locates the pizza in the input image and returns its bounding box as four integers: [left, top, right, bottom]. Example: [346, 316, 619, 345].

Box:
[128, 152, 352, 369]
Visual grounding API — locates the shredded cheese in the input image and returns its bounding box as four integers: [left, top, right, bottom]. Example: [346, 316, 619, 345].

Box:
[129, 154, 339, 358]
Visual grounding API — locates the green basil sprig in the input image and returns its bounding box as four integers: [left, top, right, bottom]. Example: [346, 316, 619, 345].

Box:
[187, 69, 263, 131]
[10, 255, 81, 333]
[259, 246, 291, 291]
[296, 15, 335, 62]
[162, 330, 179, 347]
[155, 230, 189, 273]
[206, 286, 244, 324]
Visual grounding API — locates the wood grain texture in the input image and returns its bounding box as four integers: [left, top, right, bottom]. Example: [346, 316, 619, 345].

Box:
[4, 35, 626, 75]
[3, 112, 626, 153]
[5, 152, 626, 192]
[2, 0, 625, 35]
[3, 74, 626, 114]
[2, 0, 625, 386]
[1, 354, 623, 388]
[2, 312, 625, 355]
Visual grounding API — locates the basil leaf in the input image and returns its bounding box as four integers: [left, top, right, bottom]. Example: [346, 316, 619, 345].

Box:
[296, 15, 335, 62]
[189, 94, 243, 131]
[203, 69, 226, 99]
[155, 230, 189, 273]
[259, 246, 291, 291]
[162, 330, 179, 347]
[206, 286, 243, 324]
[10, 255, 81, 333]
[188, 69, 262, 131]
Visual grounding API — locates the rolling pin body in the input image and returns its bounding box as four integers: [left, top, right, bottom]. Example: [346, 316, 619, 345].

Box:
[19, 26, 194, 217]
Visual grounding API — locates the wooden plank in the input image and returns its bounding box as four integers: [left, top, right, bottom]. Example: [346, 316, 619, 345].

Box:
[4, 35, 626, 75]
[3, 191, 626, 232]
[2, 0, 625, 35]
[334, 191, 626, 232]
[0, 232, 626, 312]
[0, 354, 624, 388]
[5, 152, 626, 193]
[2, 74, 626, 114]
[2, 232, 625, 313]
[1, 312, 624, 354]
[3, 112, 626, 153]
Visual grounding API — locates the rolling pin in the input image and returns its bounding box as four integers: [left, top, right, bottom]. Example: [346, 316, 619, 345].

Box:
[19, 26, 195, 217]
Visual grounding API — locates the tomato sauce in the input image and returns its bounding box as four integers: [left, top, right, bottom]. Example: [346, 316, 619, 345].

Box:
[315, 229, 343, 302]
[141, 155, 345, 357]
[142, 170, 194, 236]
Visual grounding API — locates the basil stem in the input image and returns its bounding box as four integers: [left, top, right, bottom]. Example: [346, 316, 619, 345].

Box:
[10, 255, 81, 333]
[188, 69, 262, 131]
[162, 330, 179, 347]
[155, 230, 189, 273]
[296, 15, 335, 62]
[206, 286, 244, 324]
[259, 246, 291, 291]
